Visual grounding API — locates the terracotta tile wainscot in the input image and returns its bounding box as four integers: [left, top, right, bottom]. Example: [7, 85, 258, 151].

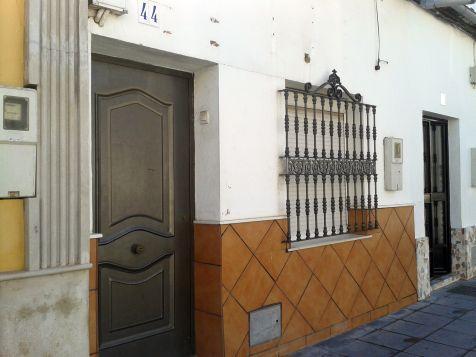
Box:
[194, 206, 417, 356]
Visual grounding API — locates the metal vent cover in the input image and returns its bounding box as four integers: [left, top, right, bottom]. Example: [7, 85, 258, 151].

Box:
[249, 304, 281, 346]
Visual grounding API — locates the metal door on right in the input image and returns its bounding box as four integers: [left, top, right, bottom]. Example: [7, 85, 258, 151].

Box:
[423, 117, 451, 277]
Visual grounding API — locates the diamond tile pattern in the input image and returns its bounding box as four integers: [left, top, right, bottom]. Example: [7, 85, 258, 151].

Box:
[194, 206, 417, 356]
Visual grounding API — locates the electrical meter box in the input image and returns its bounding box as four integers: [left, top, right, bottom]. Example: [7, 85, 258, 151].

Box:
[0, 86, 37, 198]
[384, 137, 403, 191]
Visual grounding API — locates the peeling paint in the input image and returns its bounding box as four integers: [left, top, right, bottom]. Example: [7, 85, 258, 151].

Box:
[210, 40, 219, 47]
[210, 17, 219, 23]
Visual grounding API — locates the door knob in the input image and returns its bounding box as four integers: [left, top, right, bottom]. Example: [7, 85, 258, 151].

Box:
[131, 243, 145, 255]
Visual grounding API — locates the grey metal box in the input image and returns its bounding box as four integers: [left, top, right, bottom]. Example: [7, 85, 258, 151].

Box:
[0, 143, 36, 198]
[249, 304, 281, 347]
[470, 66, 476, 85]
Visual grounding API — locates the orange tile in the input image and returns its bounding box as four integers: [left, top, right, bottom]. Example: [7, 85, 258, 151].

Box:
[232, 257, 274, 312]
[223, 295, 249, 357]
[407, 256, 418, 288]
[361, 262, 385, 307]
[383, 210, 405, 250]
[305, 328, 331, 346]
[222, 227, 252, 291]
[252, 347, 279, 357]
[232, 220, 273, 252]
[276, 253, 312, 305]
[194, 224, 222, 265]
[405, 211, 416, 243]
[333, 241, 355, 264]
[398, 275, 416, 299]
[330, 320, 350, 336]
[277, 336, 306, 356]
[280, 310, 312, 345]
[297, 246, 325, 272]
[370, 306, 388, 320]
[194, 262, 222, 315]
[313, 246, 344, 295]
[331, 269, 360, 318]
[250, 337, 280, 355]
[388, 300, 401, 314]
[222, 285, 230, 306]
[256, 222, 287, 253]
[361, 231, 381, 256]
[318, 299, 345, 329]
[345, 240, 371, 285]
[221, 224, 229, 235]
[396, 232, 414, 271]
[386, 258, 406, 298]
[89, 290, 98, 354]
[395, 206, 412, 227]
[350, 291, 372, 318]
[376, 208, 393, 230]
[297, 277, 330, 331]
[276, 219, 288, 237]
[236, 335, 250, 357]
[399, 294, 417, 308]
[376, 283, 396, 308]
[195, 310, 224, 357]
[265, 285, 295, 333]
[351, 312, 371, 328]
[256, 250, 289, 280]
[89, 239, 98, 291]
[372, 236, 394, 278]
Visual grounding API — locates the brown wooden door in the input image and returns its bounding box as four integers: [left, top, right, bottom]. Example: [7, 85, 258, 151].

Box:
[423, 117, 451, 277]
[92, 58, 192, 356]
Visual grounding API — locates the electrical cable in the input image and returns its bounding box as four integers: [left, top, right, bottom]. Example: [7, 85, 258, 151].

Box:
[374, 0, 388, 70]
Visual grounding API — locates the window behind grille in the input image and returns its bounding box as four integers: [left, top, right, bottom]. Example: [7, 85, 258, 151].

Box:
[281, 71, 378, 244]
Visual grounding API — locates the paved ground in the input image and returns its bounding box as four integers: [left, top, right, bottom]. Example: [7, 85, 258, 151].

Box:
[294, 278, 476, 357]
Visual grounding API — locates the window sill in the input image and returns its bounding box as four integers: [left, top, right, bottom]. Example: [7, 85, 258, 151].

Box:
[287, 233, 372, 252]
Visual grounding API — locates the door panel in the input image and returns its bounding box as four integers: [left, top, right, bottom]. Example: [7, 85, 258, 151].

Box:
[93, 58, 192, 357]
[99, 254, 174, 349]
[423, 118, 450, 277]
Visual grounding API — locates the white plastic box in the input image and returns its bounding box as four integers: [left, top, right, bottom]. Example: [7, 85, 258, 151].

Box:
[0, 86, 37, 198]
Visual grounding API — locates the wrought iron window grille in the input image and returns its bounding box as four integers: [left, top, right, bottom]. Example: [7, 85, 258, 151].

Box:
[281, 70, 378, 244]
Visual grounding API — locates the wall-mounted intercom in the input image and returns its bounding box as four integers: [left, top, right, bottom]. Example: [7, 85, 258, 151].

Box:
[384, 137, 403, 191]
[0, 86, 37, 198]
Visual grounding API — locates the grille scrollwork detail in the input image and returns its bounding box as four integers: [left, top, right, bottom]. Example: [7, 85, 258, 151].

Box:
[285, 157, 376, 177]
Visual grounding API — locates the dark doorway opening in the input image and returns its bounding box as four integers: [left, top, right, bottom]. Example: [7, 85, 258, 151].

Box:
[92, 56, 194, 357]
[423, 116, 451, 277]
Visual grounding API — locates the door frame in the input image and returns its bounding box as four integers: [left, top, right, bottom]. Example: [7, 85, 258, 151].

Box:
[423, 115, 451, 277]
[90, 52, 196, 351]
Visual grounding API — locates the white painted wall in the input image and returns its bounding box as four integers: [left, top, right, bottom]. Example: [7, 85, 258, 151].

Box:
[90, 0, 476, 237]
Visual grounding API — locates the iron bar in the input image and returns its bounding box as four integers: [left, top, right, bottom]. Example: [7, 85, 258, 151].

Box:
[366, 105, 372, 229]
[330, 174, 336, 235]
[294, 92, 300, 157]
[295, 174, 301, 240]
[321, 96, 326, 158]
[373, 106, 378, 228]
[304, 93, 309, 158]
[329, 99, 334, 159]
[312, 95, 318, 158]
[313, 174, 319, 237]
[337, 100, 342, 160]
[305, 173, 310, 239]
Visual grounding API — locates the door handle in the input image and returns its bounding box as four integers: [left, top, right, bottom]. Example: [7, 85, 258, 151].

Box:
[131, 243, 145, 255]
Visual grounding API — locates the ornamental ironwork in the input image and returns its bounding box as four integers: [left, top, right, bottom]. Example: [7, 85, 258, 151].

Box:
[281, 70, 378, 243]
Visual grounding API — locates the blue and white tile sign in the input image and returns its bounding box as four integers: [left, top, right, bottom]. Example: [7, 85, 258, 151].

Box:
[138, 0, 159, 27]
